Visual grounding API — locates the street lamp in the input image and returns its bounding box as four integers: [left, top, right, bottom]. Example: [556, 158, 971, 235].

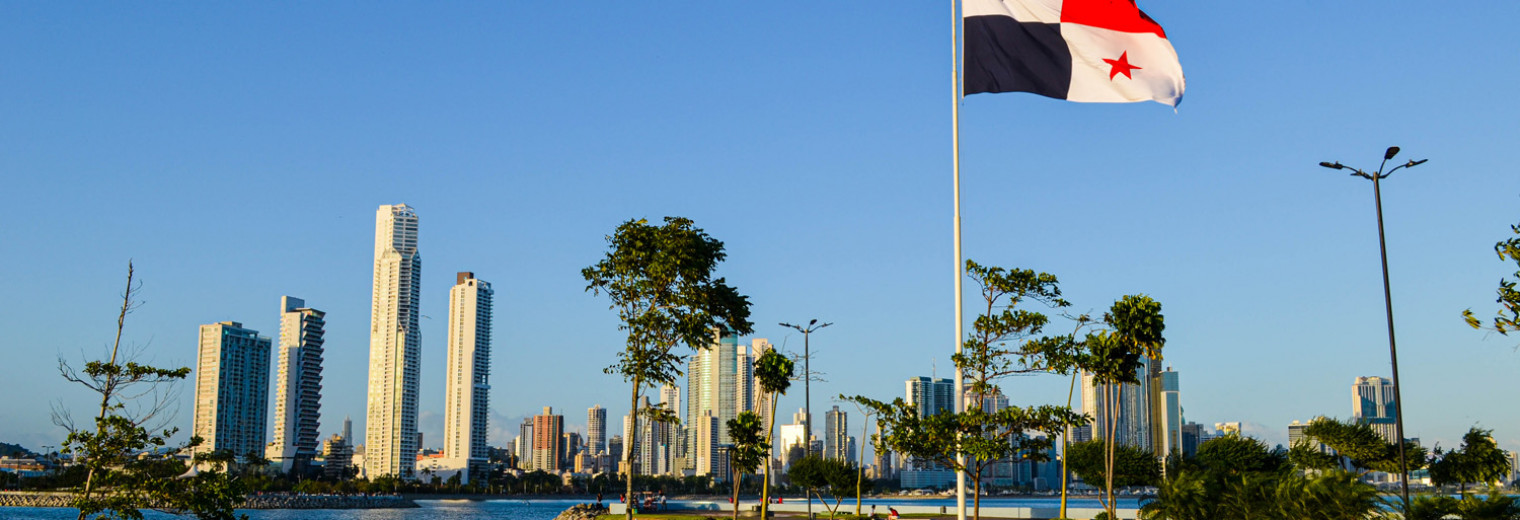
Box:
[780, 318, 831, 518]
[1319, 146, 1427, 514]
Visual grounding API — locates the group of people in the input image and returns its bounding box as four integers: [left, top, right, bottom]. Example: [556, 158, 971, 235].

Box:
[604, 490, 666, 513]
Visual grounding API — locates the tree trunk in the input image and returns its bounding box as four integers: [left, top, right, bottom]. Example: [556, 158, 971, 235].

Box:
[626, 377, 641, 520]
[1104, 383, 1118, 520]
[761, 393, 779, 520]
[77, 264, 134, 520]
[973, 473, 981, 520]
[1059, 371, 1077, 520]
[856, 417, 868, 516]
[733, 472, 742, 520]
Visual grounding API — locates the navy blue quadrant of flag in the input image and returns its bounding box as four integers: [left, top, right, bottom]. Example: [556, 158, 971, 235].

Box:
[964, 15, 1071, 98]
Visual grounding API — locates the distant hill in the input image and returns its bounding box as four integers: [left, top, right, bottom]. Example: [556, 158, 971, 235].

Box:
[0, 442, 35, 458]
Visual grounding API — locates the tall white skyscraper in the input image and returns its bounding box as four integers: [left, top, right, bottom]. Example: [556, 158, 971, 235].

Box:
[1352, 376, 1398, 442]
[193, 321, 271, 461]
[443, 272, 492, 483]
[588, 405, 607, 455]
[1156, 367, 1182, 457]
[824, 405, 848, 461]
[267, 297, 325, 473]
[365, 203, 423, 480]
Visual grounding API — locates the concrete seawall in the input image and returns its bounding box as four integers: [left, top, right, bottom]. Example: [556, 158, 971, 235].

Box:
[0, 491, 418, 509]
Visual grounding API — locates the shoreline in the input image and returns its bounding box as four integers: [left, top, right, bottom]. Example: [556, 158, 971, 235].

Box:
[0, 491, 418, 510]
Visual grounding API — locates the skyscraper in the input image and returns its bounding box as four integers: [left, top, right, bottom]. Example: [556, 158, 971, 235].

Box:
[517, 418, 534, 465]
[748, 339, 774, 428]
[901, 376, 955, 489]
[905, 377, 955, 418]
[1081, 356, 1160, 449]
[532, 407, 564, 471]
[588, 405, 607, 455]
[443, 272, 492, 483]
[687, 329, 745, 470]
[694, 411, 723, 480]
[1352, 376, 1398, 443]
[365, 203, 422, 480]
[659, 385, 681, 422]
[193, 321, 271, 461]
[824, 405, 848, 461]
[1155, 367, 1182, 457]
[267, 297, 326, 473]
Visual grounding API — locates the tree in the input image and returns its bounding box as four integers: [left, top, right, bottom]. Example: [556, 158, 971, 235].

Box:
[1430, 426, 1511, 493]
[852, 261, 1084, 520]
[726, 411, 767, 520]
[1463, 217, 1520, 342]
[753, 348, 794, 520]
[1293, 417, 1427, 476]
[1079, 295, 1166, 520]
[786, 455, 866, 518]
[56, 262, 244, 520]
[1193, 434, 1288, 477]
[583, 217, 755, 520]
[1066, 440, 1159, 490]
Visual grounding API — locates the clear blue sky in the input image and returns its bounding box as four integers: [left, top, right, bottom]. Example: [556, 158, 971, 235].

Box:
[3, 2, 1519, 456]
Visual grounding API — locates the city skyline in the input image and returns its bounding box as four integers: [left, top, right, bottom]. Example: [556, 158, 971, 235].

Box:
[5, 3, 1520, 464]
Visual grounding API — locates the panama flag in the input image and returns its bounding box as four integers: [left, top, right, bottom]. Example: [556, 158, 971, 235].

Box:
[963, 0, 1185, 106]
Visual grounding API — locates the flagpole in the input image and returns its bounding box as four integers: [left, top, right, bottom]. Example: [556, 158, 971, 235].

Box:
[950, 1, 966, 520]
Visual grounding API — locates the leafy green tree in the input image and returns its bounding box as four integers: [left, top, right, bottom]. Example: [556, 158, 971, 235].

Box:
[852, 261, 1085, 520]
[1464, 218, 1520, 340]
[1293, 417, 1427, 476]
[1430, 427, 1512, 492]
[56, 263, 244, 520]
[1066, 440, 1159, 490]
[726, 411, 767, 520]
[753, 348, 794, 520]
[786, 455, 865, 518]
[582, 217, 755, 520]
[1142, 469, 1381, 520]
[1080, 295, 1165, 519]
[1193, 434, 1288, 476]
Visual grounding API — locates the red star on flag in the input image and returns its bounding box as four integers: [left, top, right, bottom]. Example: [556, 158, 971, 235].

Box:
[1102, 51, 1142, 80]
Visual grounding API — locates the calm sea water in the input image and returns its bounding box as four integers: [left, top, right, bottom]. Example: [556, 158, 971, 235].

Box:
[0, 497, 1141, 520]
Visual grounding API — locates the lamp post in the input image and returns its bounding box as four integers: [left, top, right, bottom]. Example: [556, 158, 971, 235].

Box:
[1319, 147, 1427, 514]
[780, 318, 831, 518]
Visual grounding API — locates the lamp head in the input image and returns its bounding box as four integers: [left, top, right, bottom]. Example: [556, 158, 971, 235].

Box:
[1319, 162, 1344, 170]
[1406, 159, 1428, 168]
[809, 319, 817, 326]
[1385, 147, 1400, 160]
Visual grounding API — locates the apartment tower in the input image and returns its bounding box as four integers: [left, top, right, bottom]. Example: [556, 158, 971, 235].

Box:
[588, 405, 607, 455]
[365, 203, 423, 480]
[532, 407, 564, 471]
[267, 297, 326, 473]
[824, 405, 850, 461]
[1352, 376, 1398, 443]
[443, 272, 493, 483]
[193, 321, 271, 460]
